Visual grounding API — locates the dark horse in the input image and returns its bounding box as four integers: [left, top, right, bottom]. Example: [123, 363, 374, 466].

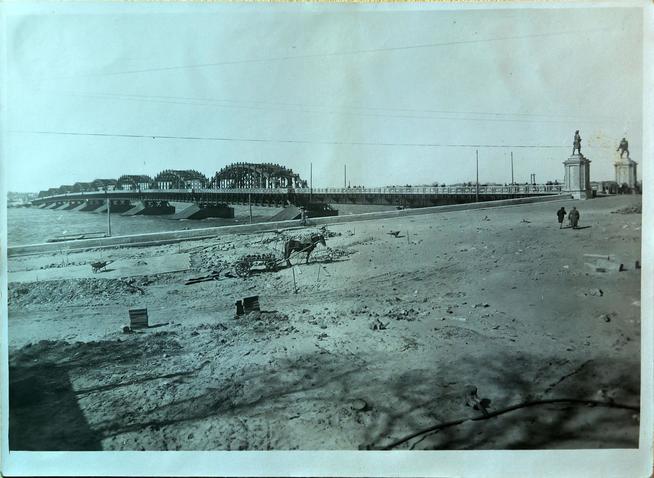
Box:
[284, 234, 326, 266]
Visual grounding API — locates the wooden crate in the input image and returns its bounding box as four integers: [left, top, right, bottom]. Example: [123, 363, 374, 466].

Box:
[129, 308, 149, 329]
[243, 296, 260, 313]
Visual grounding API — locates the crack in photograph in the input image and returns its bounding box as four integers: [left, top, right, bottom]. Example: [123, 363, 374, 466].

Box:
[2, 1, 650, 476]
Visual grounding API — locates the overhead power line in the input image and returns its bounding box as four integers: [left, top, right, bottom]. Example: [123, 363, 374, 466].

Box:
[35, 89, 620, 126]
[55, 27, 614, 79]
[10, 129, 614, 149]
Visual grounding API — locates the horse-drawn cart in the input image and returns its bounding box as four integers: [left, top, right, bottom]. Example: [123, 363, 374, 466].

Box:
[234, 254, 279, 277]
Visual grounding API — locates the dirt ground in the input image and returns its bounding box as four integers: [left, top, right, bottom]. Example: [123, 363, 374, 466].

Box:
[7, 195, 642, 450]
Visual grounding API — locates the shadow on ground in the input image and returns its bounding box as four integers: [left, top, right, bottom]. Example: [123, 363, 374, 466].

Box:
[9, 336, 640, 450]
[10, 363, 102, 450]
[360, 352, 640, 450]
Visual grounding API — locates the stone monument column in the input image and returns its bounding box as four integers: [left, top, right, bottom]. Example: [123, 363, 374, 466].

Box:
[614, 156, 638, 191]
[563, 154, 592, 199]
[563, 130, 592, 199]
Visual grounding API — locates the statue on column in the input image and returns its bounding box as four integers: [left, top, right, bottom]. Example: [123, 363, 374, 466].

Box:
[572, 130, 582, 155]
[617, 137, 630, 158]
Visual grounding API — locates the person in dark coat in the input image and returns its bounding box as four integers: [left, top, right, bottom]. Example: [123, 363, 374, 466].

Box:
[569, 206, 580, 229]
[556, 207, 567, 228]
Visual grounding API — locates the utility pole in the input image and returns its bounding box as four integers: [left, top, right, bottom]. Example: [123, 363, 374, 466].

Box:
[248, 193, 253, 224]
[476, 149, 479, 203]
[511, 151, 514, 185]
[344, 164, 347, 189]
[310, 162, 313, 204]
[105, 188, 112, 237]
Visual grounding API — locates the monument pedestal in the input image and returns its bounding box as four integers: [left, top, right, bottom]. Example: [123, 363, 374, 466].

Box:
[614, 156, 638, 191]
[563, 154, 592, 199]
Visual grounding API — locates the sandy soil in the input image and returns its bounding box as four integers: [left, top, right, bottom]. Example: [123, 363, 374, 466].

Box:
[7, 195, 642, 450]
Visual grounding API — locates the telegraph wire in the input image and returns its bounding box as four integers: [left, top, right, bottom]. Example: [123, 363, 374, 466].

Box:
[10, 129, 614, 149]
[53, 27, 614, 79]
[33, 89, 621, 126]
[51, 90, 612, 120]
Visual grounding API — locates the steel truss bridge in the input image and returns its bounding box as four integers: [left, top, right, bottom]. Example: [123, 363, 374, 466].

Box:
[33, 184, 565, 209]
[32, 161, 565, 216]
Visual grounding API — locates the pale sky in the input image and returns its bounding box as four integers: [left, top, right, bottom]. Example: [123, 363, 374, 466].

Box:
[4, 3, 644, 192]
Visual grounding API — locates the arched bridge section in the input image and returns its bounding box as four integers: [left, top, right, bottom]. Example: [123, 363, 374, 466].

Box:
[212, 163, 308, 189]
[153, 170, 208, 190]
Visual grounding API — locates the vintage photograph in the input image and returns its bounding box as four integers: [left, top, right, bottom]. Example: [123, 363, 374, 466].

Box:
[1, 1, 650, 475]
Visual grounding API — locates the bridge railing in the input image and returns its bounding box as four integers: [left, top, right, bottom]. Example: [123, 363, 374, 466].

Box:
[296, 185, 563, 195]
[33, 184, 564, 201]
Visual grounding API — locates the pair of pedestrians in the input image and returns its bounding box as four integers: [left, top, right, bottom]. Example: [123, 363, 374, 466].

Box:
[557, 206, 580, 229]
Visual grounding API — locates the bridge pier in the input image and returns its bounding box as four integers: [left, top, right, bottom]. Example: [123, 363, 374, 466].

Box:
[93, 199, 134, 214]
[80, 200, 105, 212]
[63, 200, 85, 211]
[50, 201, 68, 210]
[170, 203, 234, 220]
[122, 200, 175, 216]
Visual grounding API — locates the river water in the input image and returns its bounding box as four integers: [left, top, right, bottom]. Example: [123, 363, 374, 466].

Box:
[7, 203, 397, 246]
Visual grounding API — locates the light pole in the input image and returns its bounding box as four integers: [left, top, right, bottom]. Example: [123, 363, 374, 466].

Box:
[511, 151, 514, 185]
[248, 193, 253, 224]
[476, 150, 479, 203]
[105, 187, 112, 237]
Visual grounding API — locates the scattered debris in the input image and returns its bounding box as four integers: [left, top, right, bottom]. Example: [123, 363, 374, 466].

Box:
[587, 288, 604, 297]
[90, 260, 111, 273]
[598, 313, 617, 323]
[611, 205, 641, 214]
[521, 219, 531, 223]
[464, 385, 490, 416]
[351, 398, 371, 412]
[121, 279, 145, 295]
[387, 230, 402, 238]
[444, 316, 467, 322]
[584, 253, 610, 260]
[370, 318, 389, 331]
[318, 226, 341, 238]
[185, 271, 221, 285]
[585, 257, 624, 273]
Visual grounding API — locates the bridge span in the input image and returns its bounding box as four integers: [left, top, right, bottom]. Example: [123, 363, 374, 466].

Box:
[32, 184, 565, 219]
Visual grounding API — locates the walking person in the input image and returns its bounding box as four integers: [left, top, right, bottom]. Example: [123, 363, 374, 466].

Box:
[568, 206, 580, 229]
[556, 207, 567, 229]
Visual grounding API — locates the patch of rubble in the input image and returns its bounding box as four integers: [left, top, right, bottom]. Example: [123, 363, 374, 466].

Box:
[8, 278, 146, 308]
[611, 205, 641, 214]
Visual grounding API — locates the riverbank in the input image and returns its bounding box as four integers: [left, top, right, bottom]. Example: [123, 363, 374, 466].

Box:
[9, 195, 566, 256]
[7, 195, 642, 450]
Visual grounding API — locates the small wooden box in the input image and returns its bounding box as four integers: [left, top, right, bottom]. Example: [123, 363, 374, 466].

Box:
[129, 308, 149, 329]
[243, 296, 260, 313]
